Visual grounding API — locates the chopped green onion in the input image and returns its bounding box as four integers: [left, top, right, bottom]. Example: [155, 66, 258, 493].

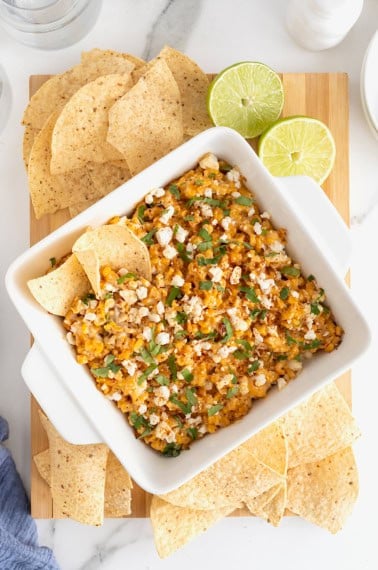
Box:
[175, 312, 188, 324]
[239, 285, 259, 303]
[184, 214, 195, 221]
[221, 317, 233, 343]
[235, 195, 254, 206]
[139, 347, 155, 364]
[181, 368, 193, 382]
[185, 387, 198, 408]
[162, 443, 181, 457]
[247, 360, 260, 373]
[137, 204, 146, 223]
[141, 228, 157, 245]
[187, 427, 198, 440]
[117, 272, 137, 284]
[310, 303, 321, 315]
[82, 293, 96, 305]
[226, 386, 239, 399]
[137, 363, 158, 385]
[168, 184, 181, 199]
[168, 354, 177, 380]
[156, 374, 170, 386]
[166, 286, 182, 306]
[176, 243, 192, 263]
[199, 227, 212, 242]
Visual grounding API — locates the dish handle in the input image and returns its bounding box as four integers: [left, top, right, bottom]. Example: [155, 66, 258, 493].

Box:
[22, 343, 102, 444]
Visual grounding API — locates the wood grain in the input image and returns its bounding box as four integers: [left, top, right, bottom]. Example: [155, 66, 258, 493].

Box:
[29, 73, 351, 519]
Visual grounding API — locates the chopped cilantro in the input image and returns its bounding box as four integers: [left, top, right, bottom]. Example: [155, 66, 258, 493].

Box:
[247, 360, 260, 373]
[137, 204, 146, 223]
[250, 308, 261, 320]
[181, 368, 193, 382]
[184, 214, 195, 221]
[166, 286, 182, 306]
[174, 330, 187, 340]
[175, 312, 188, 324]
[199, 280, 213, 290]
[139, 347, 155, 364]
[199, 227, 212, 242]
[208, 172, 216, 179]
[156, 374, 170, 386]
[310, 303, 321, 315]
[215, 284, 226, 293]
[168, 354, 177, 380]
[185, 387, 198, 408]
[239, 285, 259, 303]
[276, 354, 288, 361]
[49, 257, 56, 267]
[137, 363, 158, 385]
[169, 396, 191, 415]
[174, 415, 183, 428]
[169, 184, 181, 199]
[117, 272, 137, 284]
[129, 412, 149, 430]
[141, 228, 157, 245]
[82, 293, 96, 305]
[208, 404, 224, 416]
[307, 274, 315, 281]
[162, 443, 182, 457]
[301, 339, 321, 350]
[104, 292, 113, 299]
[194, 331, 217, 340]
[286, 333, 298, 345]
[259, 309, 267, 320]
[138, 426, 153, 439]
[197, 241, 213, 252]
[235, 195, 254, 207]
[226, 386, 239, 399]
[280, 287, 290, 301]
[281, 266, 301, 277]
[91, 355, 121, 378]
[187, 427, 198, 440]
[221, 317, 233, 343]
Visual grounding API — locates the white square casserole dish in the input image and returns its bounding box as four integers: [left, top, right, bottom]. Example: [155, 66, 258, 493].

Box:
[6, 127, 371, 494]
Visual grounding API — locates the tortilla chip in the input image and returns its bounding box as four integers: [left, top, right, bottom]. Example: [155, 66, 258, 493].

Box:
[33, 449, 51, 484]
[23, 55, 135, 130]
[72, 224, 151, 294]
[87, 160, 131, 193]
[282, 383, 361, 468]
[69, 199, 97, 217]
[134, 46, 211, 136]
[23, 125, 40, 169]
[160, 446, 283, 510]
[287, 447, 358, 533]
[28, 112, 105, 218]
[104, 452, 133, 517]
[243, 422, 287, 476]
[27, 254, 90, 316]
[246, 482, 287, 527]
[81, 48, 145, 70]
[150, 496, 235, 558]
[50, 74, 133, 174]
[107, 59, 183, 175]
[39, 411, 108, 526]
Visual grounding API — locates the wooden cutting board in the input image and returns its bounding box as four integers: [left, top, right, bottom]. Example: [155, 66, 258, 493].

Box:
[29, 72, 350, 518]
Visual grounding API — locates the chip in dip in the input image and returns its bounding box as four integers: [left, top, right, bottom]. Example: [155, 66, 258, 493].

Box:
[59, 154, 342, 456]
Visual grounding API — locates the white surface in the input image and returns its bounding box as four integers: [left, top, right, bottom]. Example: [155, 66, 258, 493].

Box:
[0, 0, 377, 568]
[10, 125, 365, 495]
[361, 29, 378, 136]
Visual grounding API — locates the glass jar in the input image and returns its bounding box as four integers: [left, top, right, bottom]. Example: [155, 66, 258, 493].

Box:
[0, 0, 103, 50]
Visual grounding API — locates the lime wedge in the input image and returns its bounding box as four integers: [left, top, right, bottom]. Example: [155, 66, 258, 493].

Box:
[207, 62, 284, 138]
[258, 116, 336, 185]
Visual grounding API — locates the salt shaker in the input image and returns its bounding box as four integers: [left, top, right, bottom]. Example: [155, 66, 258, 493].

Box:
[286, 0, 364, 51]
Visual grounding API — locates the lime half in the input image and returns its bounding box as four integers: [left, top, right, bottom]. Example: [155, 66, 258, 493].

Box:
[258, 116, 336, 185]
[207, 62, 284, 138]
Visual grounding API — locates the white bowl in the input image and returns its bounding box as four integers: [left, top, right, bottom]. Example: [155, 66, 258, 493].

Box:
[6, 127, 371, 494]
[361, 30, 378, 139]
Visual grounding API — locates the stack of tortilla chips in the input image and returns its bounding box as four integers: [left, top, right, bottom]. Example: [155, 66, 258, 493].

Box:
[22, 47, 212, 219]
[34, 383, 360, 557]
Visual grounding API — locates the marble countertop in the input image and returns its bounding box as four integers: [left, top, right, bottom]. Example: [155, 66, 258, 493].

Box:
[0, 1, 377, 568]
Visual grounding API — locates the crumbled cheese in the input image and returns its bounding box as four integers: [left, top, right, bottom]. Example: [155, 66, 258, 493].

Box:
[187, 416, 202, 426]
[205, 382, 213, 391]
[156, 227, 173, 246]
[226, 169, 241, 186]
[107, 391, 122, 402]
[89, 299, 98, 309]
[194, 341, 212, 356]
[231, 191, 241, 198]
[199, 203, 213, 218]
[138, 404, 147, 414]
[136, 286, 148, 300]
[154, 187, 165, 198]
[254, 373, 267, 387]
[261, 211, 270, 219]
[186, 242, 195, 253]
[163, 245, 178, 260]
[156, 332, 170, 345]
[84, 312, 96, 322]
[105, 283, 117, 292]
[230, 266, 242, 285]
[216, 374, 233, 390]
[154, 385, 170, 407]
[145, 193, 154, 205]
[221, 216, 232, 231]
[66, 332, 76, 345]
[227, 308, 249, 332]
[122, 359, 137, 376]
[248, 207, 256, 217]
[304, 329, 317, 340]
[260, 295, 273, 309]
[175, 225, 188, 243]
[204, 188, 213, 198]
[149, 413, 160, 426]
[155, 421, 176, 443]
[209, 266, 223, 283]
[212, 219, 218, 226]
[171, 274, 185, 287]
[199, 153, 219, 170]
[171, 384, 179, 394]
[182, 295, 203, 322]
[119, 290, 138, 304]
[257, 276, 275, 293]
[160, 205, 175, 225]
[138, 307, 150, 319]
[270, 240, 284, 253]
[217, 345, 237, 360]
[253, 222, 262, 235]
[253, 328, 264, 344]
[277, 377, 287, 391]
[142, 327, 152, 341]
[165, 308, 178, 327]
[148, 313, 161, 323]
[219, 233, 228, 242]
[156, 301, 165, 315]
[291, 291, 299, 299]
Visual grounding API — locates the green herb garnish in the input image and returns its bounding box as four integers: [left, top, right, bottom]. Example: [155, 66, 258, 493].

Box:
[162, 443, 182, 457]
[194, 179, 204, 186]
[187, 427, 198, 440]
[168, 354, 177, 380]
[199, 280, 213, 291]
[247, 360, 260, 373]
[169, 184, 181, 199]
[166, 286, 182, 306]
[280, 287, 290, 301]
[208, 404, 224, 416]
[184, 214, 195, 221]
[176, 243, 192, 263]
[281, 266, 301, 277]
[82, 293, 96, 305]
[199, 227, 212, 242]
[301, 339, 321, 350]
[221, 317, 233, 343]
[141, 228, 157, 245]
[307, 274, 315, 281]
[235, 195, 254, 207]
[49, 257, 56, 267]
[137, 204, 146, 223]
[169, 396, 191, 415]
[194, 331, 217, 340]
[181, 368, 193, 382]
[239, 285, 259, 303]
[137, 363, 158, 385]
[117, 272, 137, 284]
[91, 354, 121, 378]
[129, 412, 149, 430]
[175, 312, 188, 324]
[156, 374, 170, 386]
[185, 387, 198, 408]
[226, 386, 239, 399]
[310, 303, 321, 315]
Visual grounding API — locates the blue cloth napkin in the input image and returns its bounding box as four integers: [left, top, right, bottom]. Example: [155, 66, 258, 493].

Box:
[0, 416, 59, 570]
